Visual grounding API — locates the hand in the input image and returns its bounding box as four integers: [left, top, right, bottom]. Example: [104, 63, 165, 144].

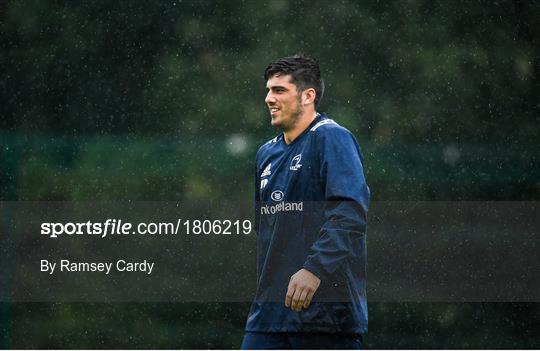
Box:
[285, 268, 321, 312]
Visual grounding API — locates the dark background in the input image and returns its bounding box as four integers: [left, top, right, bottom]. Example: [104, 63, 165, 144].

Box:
[1, 0, 539, 348]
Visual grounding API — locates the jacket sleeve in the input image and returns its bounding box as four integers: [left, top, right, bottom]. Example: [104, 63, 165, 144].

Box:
[253, 152, 261, 236]
[302, 127, 370, 279]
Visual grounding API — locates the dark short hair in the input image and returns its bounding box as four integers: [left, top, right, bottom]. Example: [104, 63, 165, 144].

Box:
[264, 54, 325, 108]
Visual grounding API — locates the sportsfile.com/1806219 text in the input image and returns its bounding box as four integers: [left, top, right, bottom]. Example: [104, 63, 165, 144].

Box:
[40, 219, 253, 239]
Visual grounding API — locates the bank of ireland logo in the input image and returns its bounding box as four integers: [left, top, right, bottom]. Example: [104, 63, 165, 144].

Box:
[271, 190, 284, 201]
[290, 154, 302, 171]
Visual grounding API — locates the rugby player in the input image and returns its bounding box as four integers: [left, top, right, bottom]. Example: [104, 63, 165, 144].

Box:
[242, 55, 370, 349]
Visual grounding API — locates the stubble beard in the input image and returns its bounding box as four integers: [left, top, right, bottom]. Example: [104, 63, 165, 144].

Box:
[275, 99, 303, 133]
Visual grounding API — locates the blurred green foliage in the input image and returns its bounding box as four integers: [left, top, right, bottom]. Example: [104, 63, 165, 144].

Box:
[1, 1, 538, 143]
[2, 303, 538, 349]
[1, 133, 538, 201]
[1, 0, 539, 349]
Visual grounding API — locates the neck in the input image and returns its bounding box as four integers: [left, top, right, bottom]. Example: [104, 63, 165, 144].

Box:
[283, 110, 318, 144]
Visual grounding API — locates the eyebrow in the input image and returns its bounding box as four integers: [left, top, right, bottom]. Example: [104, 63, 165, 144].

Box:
[266, 85, 288, 91]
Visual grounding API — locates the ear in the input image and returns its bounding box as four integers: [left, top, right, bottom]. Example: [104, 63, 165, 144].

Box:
[302, 88, 316, 105]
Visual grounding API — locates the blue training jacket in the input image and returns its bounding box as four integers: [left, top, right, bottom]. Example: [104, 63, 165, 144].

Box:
[245, 113, 370, 334]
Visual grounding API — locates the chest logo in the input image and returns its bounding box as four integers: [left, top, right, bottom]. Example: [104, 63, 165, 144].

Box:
[271, 190, 284, 201]
[289, 154, 302, 171]
[260, 179, 268, 190]
[261, 163, 272, 178]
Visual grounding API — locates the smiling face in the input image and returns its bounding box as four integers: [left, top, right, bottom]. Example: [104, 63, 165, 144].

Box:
[265, 74, 304, 131]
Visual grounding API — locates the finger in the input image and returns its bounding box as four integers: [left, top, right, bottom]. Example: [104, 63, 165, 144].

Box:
[297, 289, 309, 311]
[291, 287, 303, 311]
[303, 289, 315, 309]
[285, 282, 295, 307]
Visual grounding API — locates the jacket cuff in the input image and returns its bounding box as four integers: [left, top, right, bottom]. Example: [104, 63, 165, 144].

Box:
[302, 260, 326, 281]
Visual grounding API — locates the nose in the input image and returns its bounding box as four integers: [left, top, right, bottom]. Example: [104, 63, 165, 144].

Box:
[265, 91, 276, 105]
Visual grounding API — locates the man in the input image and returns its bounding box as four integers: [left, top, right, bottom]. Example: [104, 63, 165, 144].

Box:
[242, 55, 370, 349]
